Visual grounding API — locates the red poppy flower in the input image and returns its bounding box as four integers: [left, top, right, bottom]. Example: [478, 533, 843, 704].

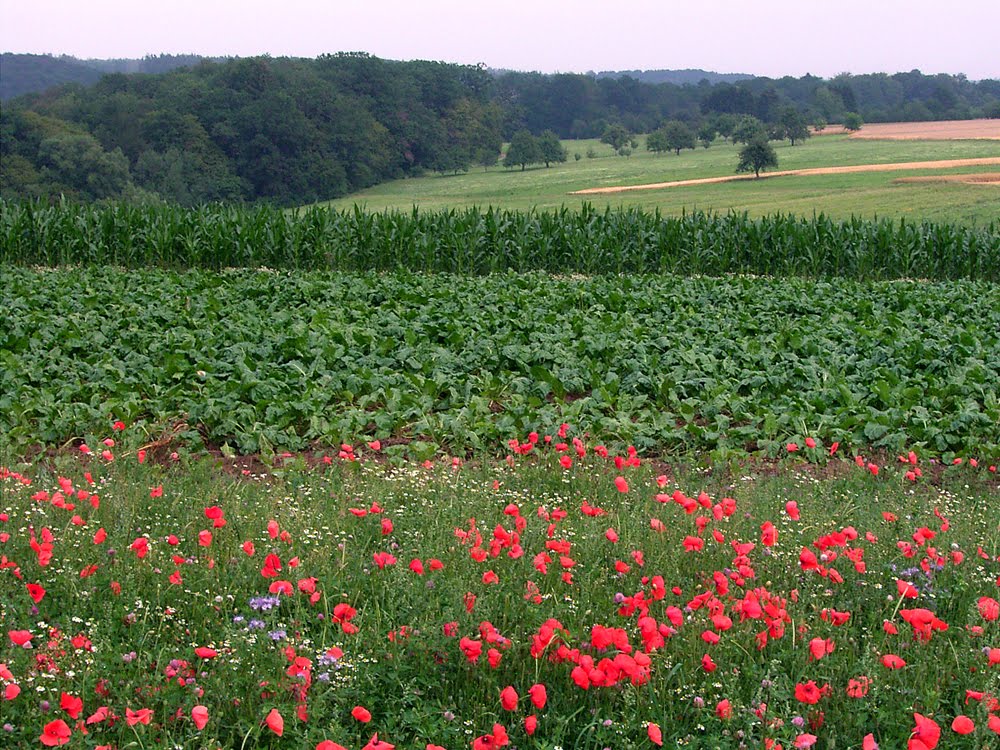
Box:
[648, 722, 663, 745]
[846, 676, 871, 698]
[896, 579, 919, 598]
[500, 686, 518, 711]
[808, 638, 834, 660]
[614, 476, 629, 493]
[361, 733, 396, 750]
[683, 536, 704, 552]
[979, 597, 1000, 621]
[524, 714, 538, 735]
[125, 707, 153, 726]
[951, 715, 974, 734]
[265, 708, 284, 736]
[40, 719, 72, 746]
[716, 699, 732, 719]
[881, 654, 906, 669]
[8, 630, 32, 646]
[26, 583, 46, 603]
[761, 522, 778, 546]
[317, 742, 349, 750]
[909, 713, 940, 750]
[59, 692, 83, 719]
[528, 683, 547, 709]
[794, 681, 823, 705]
[192, 705, 209, 730]
[352, 705, 372, 723]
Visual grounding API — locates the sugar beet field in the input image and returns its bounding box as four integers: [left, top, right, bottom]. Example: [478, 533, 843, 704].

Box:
[1, 201, 999, 750]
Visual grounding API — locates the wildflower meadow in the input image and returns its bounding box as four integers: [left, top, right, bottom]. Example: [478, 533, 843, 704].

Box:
[1, 425, 998, 749]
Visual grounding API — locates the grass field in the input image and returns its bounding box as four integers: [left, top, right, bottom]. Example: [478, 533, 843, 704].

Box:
[321, 135, 1000, 224]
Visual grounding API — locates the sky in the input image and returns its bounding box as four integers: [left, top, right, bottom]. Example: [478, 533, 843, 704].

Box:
[2, 0, 998, 80]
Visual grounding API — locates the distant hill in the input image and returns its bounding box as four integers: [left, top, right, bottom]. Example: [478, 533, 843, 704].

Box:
[1, 54, 105, 100]
[0, 53, 221, 100]
[593, 68, 754, 86]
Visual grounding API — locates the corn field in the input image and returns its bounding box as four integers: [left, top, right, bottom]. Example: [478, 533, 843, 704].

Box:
[2, 199, 998, 280]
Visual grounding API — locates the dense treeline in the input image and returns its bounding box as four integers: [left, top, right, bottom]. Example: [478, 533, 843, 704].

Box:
[3, 200, 998, 281]
[2, 54, 505, 205]
[2, 53, 999, 205]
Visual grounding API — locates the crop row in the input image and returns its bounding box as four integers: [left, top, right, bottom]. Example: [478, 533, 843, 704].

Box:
[2, 199, 999, 280]
[2, 268, 998, 457]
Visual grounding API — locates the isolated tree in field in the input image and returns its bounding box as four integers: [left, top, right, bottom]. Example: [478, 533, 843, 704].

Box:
[843, 112, 864, 131]
[779, 106, 811, 146]
[732, 115, 767, 145]
[600, 124, 632, 155]
[736, 137, 778, 178]
[537, 130, 567, 167]
[504, 130, 541, 171]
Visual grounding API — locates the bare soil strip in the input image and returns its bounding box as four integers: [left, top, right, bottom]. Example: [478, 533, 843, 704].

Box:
[570, 158, 1000, 195]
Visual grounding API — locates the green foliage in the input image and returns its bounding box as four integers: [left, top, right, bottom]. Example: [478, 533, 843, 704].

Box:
[4, 200, 999, 280]
[36, 134, 132, 200]
[779, 106, 811, 145]
[731, 115, 768, 145]
[1, 55, 502, 205]
[737, 138, 780, 178]
[697, 122, 716, 148]
[504, 130, 542, 171]
[648, 122, 698, 155]
[843, 112, 864, 131]
[600, 124, 632, 155]
[2, 265, 998, 456]
[661, 121, 697, 155]
[537, 130, 568, 167]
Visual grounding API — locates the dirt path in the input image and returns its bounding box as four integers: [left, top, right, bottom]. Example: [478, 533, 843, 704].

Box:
[570, 157, 1000, 195]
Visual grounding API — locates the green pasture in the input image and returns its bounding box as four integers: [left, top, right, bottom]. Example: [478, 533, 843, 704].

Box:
[321, 135, 1000, 223]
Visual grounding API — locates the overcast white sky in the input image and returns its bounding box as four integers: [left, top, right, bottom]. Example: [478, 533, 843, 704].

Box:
[2, 0, 998, 80]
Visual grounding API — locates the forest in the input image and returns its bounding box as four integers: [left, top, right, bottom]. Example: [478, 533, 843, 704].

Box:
[2, 52, 999, 205]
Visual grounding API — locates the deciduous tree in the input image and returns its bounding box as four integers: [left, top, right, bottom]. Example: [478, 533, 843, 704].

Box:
[843, 112, 864, 131]
[537, 130, 567, 167]
[732, 115, 767, 145]
[736, 137, 778, 178]
[504, 130, 540, 171]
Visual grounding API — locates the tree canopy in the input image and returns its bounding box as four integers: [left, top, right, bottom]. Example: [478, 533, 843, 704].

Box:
[504, 130, 541, 171]
[736, 137, 779, 178]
